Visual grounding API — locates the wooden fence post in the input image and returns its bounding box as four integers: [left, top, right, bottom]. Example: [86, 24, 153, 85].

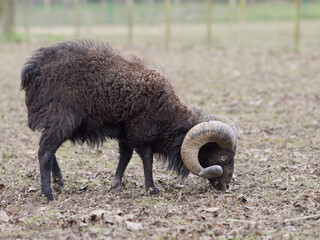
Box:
[23, 0, 29, 35]
[127, 0, 133, 45]
[75, 0, 80, 37]
[44, 0, 51, 20]
[0, 0, 2, 17]
[238, 0, 246, 50]
[1, 0, 15, 39]
[206, 0, 212, 48]
[294, 0, 301, 52]
[164, 0, 170, 50]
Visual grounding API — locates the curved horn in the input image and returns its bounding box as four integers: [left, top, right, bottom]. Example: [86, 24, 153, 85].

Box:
[181, 121, 236, 178]
[199, 165, 223, 178]
[199, 114, 238, 139]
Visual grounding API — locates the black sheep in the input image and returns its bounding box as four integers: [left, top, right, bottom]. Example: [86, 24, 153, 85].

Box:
[21, 41, 237, 201]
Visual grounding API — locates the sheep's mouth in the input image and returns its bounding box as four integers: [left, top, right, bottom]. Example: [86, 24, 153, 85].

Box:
[209, 179, 229, 191]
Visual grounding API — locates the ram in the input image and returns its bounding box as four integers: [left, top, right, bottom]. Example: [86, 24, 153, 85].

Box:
[21, 41, 238, 202]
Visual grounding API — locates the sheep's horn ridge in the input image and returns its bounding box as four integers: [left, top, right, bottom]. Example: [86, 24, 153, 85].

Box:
[199, 114, 238, 141]
[181, 121, 236, 179]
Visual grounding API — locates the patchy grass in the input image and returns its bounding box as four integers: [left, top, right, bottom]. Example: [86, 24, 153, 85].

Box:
[0, 40, 319, 239]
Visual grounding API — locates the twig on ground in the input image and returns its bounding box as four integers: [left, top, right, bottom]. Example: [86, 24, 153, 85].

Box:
[225, 219, 257, 224]
[284, 214, 320, 222]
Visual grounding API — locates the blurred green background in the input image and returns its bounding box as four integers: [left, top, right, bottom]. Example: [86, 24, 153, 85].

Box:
[1, 0, 320, 51]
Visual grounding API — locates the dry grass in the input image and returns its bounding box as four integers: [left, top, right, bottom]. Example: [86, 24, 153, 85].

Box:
[0, 39, 319, 239]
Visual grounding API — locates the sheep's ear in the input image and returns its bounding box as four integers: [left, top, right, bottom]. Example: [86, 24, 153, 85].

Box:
[180, 121, 236, 179]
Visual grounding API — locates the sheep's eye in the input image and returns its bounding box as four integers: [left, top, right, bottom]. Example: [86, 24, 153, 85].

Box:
[219, 156, 229, 163]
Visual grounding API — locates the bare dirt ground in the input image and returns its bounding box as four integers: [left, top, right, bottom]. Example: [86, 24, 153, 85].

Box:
[0, 41, 319, 239]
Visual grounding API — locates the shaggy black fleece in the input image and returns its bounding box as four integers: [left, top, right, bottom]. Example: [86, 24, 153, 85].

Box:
[21, 41, 200, 177]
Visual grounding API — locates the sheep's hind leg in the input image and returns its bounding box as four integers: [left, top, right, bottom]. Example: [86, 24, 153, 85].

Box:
[52, 155, 64, 193]
[111, 141, 133, 194]
[38, 142, 61, 202]
[136, 146, 160, 195]
[37, 107, 78, 201]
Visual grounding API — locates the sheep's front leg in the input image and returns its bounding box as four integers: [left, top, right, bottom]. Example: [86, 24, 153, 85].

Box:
[111, 141, 133, 194]
[136, 146, 159, 195]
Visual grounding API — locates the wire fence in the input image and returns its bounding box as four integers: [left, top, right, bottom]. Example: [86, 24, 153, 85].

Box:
[1, 0, 320, 51]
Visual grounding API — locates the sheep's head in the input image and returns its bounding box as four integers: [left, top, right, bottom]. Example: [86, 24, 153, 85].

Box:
[181, 115, 237, 191]
[198, 143, 235, 190]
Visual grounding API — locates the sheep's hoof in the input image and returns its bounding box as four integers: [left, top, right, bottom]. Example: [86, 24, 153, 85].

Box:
[40, 191, 54, 202]
[112, 187, 122, 195]
[109, 184, 122, 195]
[148, 186, 160, 195]
[110, 179, 122, 195]
[53, 177, 64, 187]
[53, 183, 63, 194]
